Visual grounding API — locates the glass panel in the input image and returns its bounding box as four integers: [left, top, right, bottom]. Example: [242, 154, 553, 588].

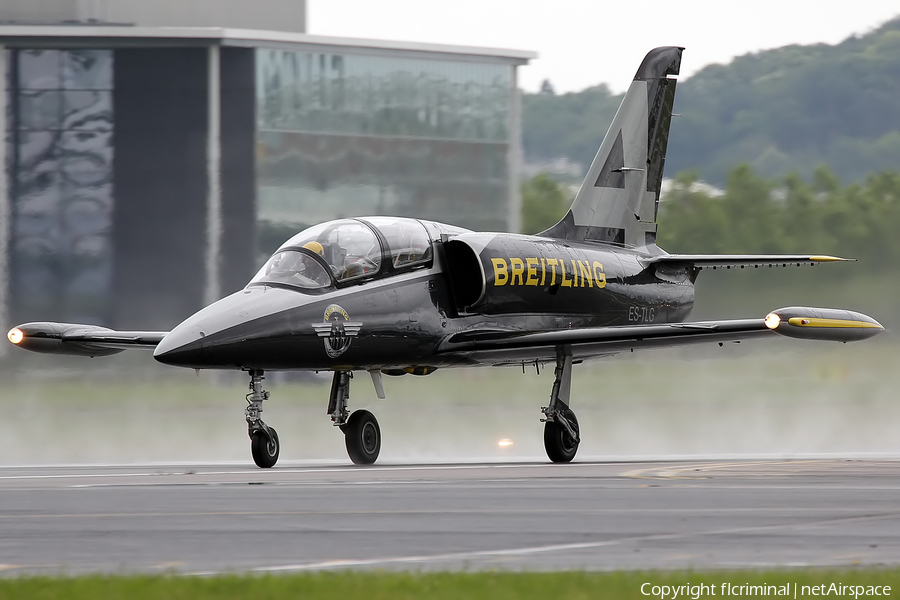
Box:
[254, 48, 513, 241]
[256, 49, 511, 142]
[279, 219, 382, 282]
[60, 130, 113, 187]
[10, 48, 115, 324]
[18, 50, 60, 90]
[62, 90, 113, 131]
[17, 131, 61, 210]
[257, 131, 508, 231]
[18, 90, 62, 130]
[362, 216, 432, 268]
[63, 50, 113, 90]
[250, 249, 333, 289]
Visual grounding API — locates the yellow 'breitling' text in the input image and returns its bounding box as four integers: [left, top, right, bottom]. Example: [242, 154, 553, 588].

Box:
[490, 257, 606, 289]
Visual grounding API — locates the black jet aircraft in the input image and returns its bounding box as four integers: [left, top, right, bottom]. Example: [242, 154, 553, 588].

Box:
[6, 47, 884, 468]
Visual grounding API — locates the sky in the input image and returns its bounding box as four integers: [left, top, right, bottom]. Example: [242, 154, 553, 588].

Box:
[308, 0, 900, 94]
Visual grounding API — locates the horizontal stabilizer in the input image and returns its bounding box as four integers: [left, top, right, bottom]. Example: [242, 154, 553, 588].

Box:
[647, 254, 852, 270]
[7, 322, 168, 357]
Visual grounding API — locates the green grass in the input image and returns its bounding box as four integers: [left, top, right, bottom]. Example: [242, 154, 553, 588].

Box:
[1, 569, 898, 600]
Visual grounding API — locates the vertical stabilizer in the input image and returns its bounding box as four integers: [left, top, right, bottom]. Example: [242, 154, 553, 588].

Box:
[540, 47, 683, 250]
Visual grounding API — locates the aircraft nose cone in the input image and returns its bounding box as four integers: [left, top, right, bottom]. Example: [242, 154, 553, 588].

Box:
[153, 324, 205, 367]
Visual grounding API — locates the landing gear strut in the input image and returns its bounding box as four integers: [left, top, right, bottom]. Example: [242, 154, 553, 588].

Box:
[245, 369, 280, 468]
[541, 345, 580, 463]
[328, 370, 381, 465]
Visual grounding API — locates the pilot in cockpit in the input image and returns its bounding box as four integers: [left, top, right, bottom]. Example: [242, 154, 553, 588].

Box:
[301, 241, 334, 285]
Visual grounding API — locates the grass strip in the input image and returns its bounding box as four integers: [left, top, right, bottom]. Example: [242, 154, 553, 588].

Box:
[1, 568, 899, 600]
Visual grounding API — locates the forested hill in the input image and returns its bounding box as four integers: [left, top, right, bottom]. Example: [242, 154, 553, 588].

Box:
[522, 16, 900, 185]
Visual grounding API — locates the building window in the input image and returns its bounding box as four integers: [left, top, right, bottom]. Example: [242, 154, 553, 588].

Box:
[10, 49, 114, 324]
[256, 50, 510, 141]
[254, 49, 512, 257]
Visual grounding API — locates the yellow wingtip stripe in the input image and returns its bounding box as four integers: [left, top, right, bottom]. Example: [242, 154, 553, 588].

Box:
[787, 317, 883, 329]
[809, 255, 849, 262]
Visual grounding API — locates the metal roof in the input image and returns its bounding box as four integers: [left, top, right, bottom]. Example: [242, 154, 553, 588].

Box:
[0, 25, 536, 63]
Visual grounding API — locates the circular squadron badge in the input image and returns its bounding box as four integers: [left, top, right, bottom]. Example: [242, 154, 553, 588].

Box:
[311, 304, 363, 358]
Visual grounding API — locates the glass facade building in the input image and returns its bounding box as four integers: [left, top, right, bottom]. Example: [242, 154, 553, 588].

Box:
[256, 49, 514, 238]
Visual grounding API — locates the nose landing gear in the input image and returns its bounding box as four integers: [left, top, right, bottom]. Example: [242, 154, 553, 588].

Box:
[245, 369, 280, 468]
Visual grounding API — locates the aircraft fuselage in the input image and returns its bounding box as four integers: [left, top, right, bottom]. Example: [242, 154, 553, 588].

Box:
[153, 227, 696, 371]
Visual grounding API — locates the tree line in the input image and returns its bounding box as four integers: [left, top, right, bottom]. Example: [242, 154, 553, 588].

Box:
[523, 17, 900, 187]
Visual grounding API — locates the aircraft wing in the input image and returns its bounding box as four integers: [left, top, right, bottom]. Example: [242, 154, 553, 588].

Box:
[7, 322, 168, 357]
[438, 307, 882, 366]
[646, 254, 851, 269]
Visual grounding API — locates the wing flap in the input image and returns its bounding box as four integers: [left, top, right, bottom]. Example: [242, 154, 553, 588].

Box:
[439, 318, 771, 365]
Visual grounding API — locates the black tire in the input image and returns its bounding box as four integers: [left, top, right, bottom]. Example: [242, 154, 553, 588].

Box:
[251, 427, 280, 468]
[543, 409, 579, 463]
[343, 410, 381, 465]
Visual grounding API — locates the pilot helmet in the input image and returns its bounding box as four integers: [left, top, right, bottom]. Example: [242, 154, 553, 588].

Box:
[303, 241, 325, 257]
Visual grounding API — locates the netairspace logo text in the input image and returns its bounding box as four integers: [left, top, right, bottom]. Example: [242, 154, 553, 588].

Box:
[641, 583, 892, 600]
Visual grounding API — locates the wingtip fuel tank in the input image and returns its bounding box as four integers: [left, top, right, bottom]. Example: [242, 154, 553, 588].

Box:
[7, 322, 125, 357]
[764, 307, 884, 342]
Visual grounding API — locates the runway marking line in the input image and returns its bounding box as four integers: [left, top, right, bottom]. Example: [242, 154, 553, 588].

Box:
[187, 511, 900, 576]
[0, 462, 606, 482]
[0, 506, 884, 521]
[622, 460, 836, 479]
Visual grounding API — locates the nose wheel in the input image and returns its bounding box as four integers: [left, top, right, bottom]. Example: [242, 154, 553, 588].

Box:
[245, 369, 280, 468]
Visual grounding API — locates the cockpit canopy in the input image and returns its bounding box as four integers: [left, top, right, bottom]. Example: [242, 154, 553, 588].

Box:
[249, 217, 433, 291]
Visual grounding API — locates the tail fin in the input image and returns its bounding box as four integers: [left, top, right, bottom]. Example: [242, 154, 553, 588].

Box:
[540, 46, 683, 250]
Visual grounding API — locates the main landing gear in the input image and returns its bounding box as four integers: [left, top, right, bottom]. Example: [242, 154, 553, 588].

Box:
[541, 346, 580, 463]
[328, 371, 381, 465]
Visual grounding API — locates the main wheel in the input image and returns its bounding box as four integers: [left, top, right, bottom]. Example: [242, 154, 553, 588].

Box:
[251, 427, 280, 468]
[343, 410, 381, 465]
[543, 409, 579, 463]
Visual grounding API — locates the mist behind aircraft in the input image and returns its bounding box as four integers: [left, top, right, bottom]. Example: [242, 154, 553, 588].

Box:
[2, 340, 896, 466]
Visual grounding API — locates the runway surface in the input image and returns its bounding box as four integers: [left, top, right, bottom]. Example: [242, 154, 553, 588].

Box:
[2, 459, 900, 575]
